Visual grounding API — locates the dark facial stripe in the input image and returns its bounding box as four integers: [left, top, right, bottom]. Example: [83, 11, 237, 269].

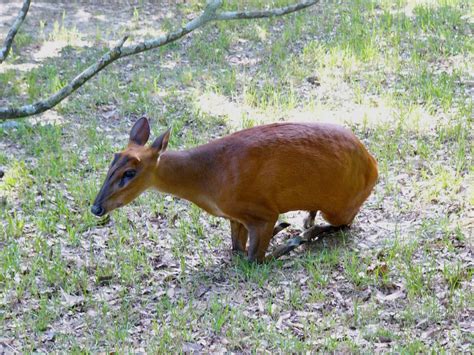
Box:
[94, 155, 132, 206]
[116, 156, 131, 170]
[107, 156, 131, 182]
[111, 153, 120, 166]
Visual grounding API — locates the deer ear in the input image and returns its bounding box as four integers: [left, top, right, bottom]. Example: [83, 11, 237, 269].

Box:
[129, 117, 150, 146]
[151, 128, 171, 155]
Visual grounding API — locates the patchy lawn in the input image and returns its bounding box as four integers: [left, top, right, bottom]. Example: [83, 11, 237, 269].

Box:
[0, 0, 473, 352]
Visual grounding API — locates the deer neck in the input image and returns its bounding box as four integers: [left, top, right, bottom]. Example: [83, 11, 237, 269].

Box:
[152, 150, 210, 204]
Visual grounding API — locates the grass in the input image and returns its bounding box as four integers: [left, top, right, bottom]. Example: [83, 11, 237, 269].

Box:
[0, 0, 473, 352]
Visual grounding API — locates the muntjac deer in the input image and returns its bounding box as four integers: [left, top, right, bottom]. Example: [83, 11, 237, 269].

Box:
[91, 117, 378, 262]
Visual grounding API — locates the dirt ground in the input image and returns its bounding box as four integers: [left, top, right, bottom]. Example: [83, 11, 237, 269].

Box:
[0, 0, 473, 352]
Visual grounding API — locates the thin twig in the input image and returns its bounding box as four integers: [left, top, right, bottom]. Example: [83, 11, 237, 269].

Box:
[0, 0, 31, 64]
[0, 0, 319, 120]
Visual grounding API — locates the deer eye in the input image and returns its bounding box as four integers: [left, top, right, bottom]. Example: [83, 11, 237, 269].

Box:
[123, 170, 136, 179]
[119, 169, 136, 187]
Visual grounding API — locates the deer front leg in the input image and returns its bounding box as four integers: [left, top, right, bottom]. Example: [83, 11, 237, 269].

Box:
[230, 220, 248, 254]
[231, 219, 289, 256]
[247, 218, 278, 263]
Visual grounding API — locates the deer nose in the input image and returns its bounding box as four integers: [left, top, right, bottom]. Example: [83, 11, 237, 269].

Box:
[91, 204, 105, 216]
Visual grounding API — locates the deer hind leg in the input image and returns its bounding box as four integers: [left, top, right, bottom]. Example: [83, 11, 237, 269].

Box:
[247, 217, 278, 263]
[304, 224, 349, 241]
[303, 210, 317, 229]
[230, 220, 248, 254]
[321, 208, 359, 227]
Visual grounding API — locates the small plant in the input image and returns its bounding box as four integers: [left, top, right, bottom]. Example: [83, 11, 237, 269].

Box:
[209, 298, 231, 333]
[442, 261, 468, 292]
[342, 252, 369, 287]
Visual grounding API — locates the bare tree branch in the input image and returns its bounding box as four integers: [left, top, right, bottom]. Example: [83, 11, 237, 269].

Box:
[119, 0, 223, 58]
[0, 0, 31, 64]
[0, 0, 319, 120]
[0, 36, 129, 119]
[215, 0, 318, 21]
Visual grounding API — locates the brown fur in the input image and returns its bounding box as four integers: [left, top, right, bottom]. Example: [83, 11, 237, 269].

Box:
[92, 119, 378, 262]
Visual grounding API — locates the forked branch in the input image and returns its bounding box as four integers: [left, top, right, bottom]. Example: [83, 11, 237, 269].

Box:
[0, 0, 31, 64]
[0, 0, 319, 120]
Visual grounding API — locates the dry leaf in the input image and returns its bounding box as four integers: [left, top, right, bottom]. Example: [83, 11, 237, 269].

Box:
[367, 261, 388, 276]
[61, 289, 85, 308]
[166, 288, 175, 298]
[376, 287, 406, 302]
[182, 342, 203, 352]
